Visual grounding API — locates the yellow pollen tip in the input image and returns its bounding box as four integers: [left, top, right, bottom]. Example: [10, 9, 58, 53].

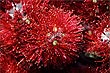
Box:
[88, 30, 92, 36]
[93, 0, 97, 3]
[53, 26, 57, 32]
[53, 40, 57, 46]
[25, 19, 30, 24]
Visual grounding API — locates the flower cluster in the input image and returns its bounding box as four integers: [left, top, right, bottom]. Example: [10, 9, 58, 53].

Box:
[0, 0, 110, 73]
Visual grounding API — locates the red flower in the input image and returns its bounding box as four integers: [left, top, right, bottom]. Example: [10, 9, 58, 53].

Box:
[16, 6, 82, 69]
[0, 0, 83, 70]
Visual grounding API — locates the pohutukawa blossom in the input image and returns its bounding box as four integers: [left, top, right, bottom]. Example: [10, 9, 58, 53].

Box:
[0, 0, 83, 70]
[16, 7, 82, 69]
[83, 16, 110, 73]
